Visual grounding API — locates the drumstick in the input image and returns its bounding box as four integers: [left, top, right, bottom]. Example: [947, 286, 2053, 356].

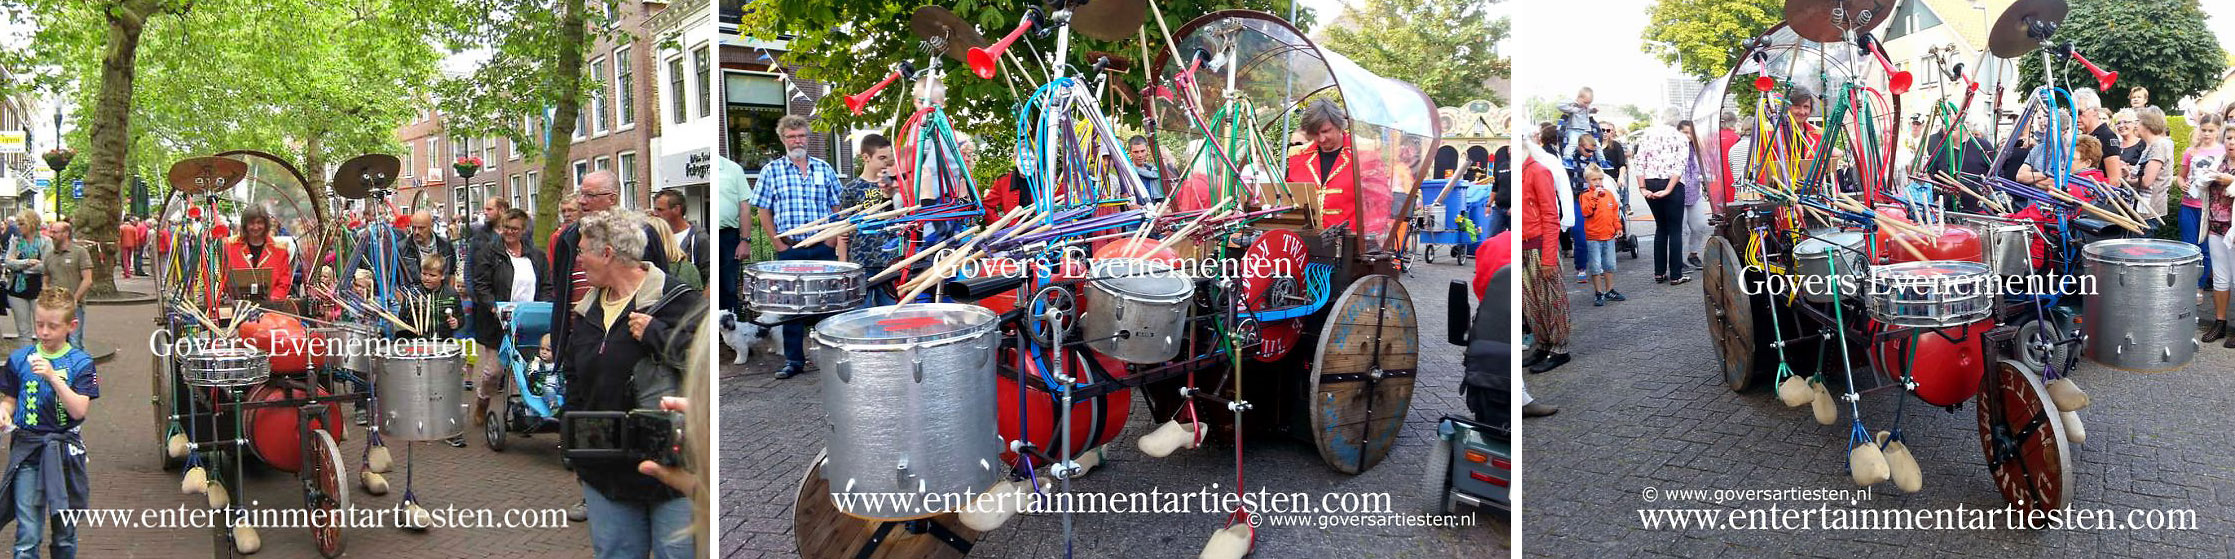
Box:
[898, 248, 986, 304]
[1151, 203, 1232, 256]
[866, 227, 976, 285]
[2039, 186, 2147, 232]
[892, 207, 1033, 295]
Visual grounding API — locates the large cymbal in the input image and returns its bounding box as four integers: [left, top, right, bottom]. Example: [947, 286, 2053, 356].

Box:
[1069, 0, 1146, 42]
[910, 6, 988, 63]
[166, 157, 248, 195]
[1989, 0, 2069, 58]
[1784, 0, 1896, 43]
[329, 154, 400, 200]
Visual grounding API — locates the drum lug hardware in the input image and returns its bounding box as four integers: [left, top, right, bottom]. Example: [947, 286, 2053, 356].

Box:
[1228, 400, 1252, 412]
[1052, 460, 1086, 479]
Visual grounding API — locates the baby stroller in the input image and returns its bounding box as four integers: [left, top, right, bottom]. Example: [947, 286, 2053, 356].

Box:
[483, 301, 565, 452]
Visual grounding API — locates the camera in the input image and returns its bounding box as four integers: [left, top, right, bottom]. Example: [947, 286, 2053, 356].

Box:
[562, 410, 684, 466]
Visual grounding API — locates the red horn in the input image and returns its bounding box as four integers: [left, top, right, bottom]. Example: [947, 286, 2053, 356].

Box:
[845, 68, 904, 115]
[2071, 50, 2117, 92]
[967, 14, 1034, 80]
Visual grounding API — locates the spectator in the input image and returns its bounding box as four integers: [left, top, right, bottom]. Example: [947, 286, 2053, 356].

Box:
[2129, 86, 2149, 109]
[653, 189, 705, 289]
[1578, 166, 1624, 306]
[1555, 87, 1597, 159]
[116, 217, 141, 279]
[1717, 112, 1741, 205]
[1633, 115, 1691, 284]
[39, 222, 91, 348]
[2115, 108, 2143, 182]
[2135, 107, 2176, 221]
[551, 198, 582, 266]
[564, 209, 701, 559]
[716, 155, 750, 315]
[1568, 135, 1599, 282]
[2205, 126, 2235, 349]
[2, 211, 45, 343]
[550, 171, 675, 392]
[1524, 124, 1572, 374]
[0, 287, 99, 559]
[469, 207, 551, 436]
[749, 115, 845, 380]
[1126, 135, 1171, 201]
[1679, 119, 1711, 270]
[835, 134, 900, 305]
[2185, 115, 2226, 343]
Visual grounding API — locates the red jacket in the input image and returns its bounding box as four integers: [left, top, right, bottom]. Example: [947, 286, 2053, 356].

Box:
[1521, 156, 1562, 251]
[1718, 129, 1741, 204]
[222, 236, 294, 299]
[1286, 142, 1387, 234]
[1471, 230, 1514, 299]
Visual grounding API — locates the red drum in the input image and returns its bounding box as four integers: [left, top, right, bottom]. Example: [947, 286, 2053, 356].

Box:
[238, 313, 319, 374]
[997, 347, 1131, 463]
[244, 381, 343, 473]
[1093, 238, 1181, 264]
[1877, 223, 1983, 264]
[1871, 319, 1994, 406]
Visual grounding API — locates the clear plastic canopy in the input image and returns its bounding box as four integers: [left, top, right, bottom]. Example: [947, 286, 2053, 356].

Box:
[1152, 11, 1440, 253]
[1699, 23, 1902, 196]
[158, 150, 331, 287]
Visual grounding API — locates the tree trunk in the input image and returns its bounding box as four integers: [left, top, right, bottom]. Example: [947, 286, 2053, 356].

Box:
[74, 1, 160, 297]
[536, 0, 588, 240]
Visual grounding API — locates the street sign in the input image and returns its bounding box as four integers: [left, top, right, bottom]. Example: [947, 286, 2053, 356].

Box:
[33, 178, 48, 189]
[0, 131, 23, 154]
[72, 179, 82, 198]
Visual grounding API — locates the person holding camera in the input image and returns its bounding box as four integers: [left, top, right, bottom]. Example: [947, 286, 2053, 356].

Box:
[563, 209, 703, 559]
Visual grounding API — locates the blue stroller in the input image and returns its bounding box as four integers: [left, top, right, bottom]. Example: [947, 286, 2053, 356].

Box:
[483, 301, 564, 451]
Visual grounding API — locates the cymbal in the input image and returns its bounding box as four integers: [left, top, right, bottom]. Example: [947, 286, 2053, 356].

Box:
[910, 6, 988, 63]
[1783, 0, 1896, 43]
[329, 154, 400, 200]
[1989, 0, 2068, 58]
[166, 157, 248, 195]
[1069, 0, 1146, 42]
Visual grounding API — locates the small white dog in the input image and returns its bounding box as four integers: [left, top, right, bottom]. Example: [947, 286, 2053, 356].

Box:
[718, 310, 780, 365]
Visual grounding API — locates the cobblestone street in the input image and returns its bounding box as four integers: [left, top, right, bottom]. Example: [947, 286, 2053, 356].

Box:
[1523, 229, 2235, 558]
[719, 261, 1507, 558]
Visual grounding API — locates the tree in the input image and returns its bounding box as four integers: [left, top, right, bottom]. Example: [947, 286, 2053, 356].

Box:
[2016, 0, 2224, 113]
[735, 0, 1309, 180]
[1642, 0, 1781, 83]
[431, 0, 611, 239]
[1317, 0, 1508, 107]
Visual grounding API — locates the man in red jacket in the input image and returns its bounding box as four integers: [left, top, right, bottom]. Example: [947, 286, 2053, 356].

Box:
[1285, 98, 1387, 237]
[1522, 125, 1571, 375]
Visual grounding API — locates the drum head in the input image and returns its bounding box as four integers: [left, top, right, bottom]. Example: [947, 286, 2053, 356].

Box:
[814, 303, 996, 346]
[1088, 258, 1191, 299]
[748, 260, 862, 276]
[2082, 238, 2202, 265]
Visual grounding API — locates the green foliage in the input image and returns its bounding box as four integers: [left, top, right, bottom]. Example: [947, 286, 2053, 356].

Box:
[1642, 0, 1781, 83]
[2016, 0, 2224, 113]
[1525, 95, 1563, 128]
[1317, 0, 1508, 107]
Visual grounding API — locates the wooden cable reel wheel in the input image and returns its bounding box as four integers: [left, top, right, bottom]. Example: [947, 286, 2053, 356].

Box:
[1701, 236, 1774, 391]
[794, 449, 979, 559]
[1976, 359, 2072, 512]
[1308, 274, 1417, 474]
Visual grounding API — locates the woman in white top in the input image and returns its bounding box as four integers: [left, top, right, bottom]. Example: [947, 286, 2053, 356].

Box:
[2134, 107, 2178, 221]
[468, 208, 553, 426]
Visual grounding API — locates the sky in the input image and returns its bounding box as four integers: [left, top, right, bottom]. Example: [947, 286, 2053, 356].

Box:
[1513, 0, 1682, 114]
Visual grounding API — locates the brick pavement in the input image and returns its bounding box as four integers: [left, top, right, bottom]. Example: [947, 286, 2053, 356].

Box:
[719, 262, 1508, 558]
[1523, 232, 2235, 558]
[79, 276, 592, 558]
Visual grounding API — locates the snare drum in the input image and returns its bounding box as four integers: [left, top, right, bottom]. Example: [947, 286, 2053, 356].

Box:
[744, 261, 866, 315]
[1792, 231, 1866, 303]
[2082, 239, 2203, 372]
[1865, 261, 1995, 328]
[1082, 259, 1195, 364]
[1976, 222, 2034, 277]
[375, 340, 467, 441]
[810, 303, 1003, 521]
[182, 346, 271, 388]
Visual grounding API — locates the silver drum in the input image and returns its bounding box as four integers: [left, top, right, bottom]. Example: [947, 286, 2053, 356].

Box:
[1082, 259, 1195, 364]
[810, 303, 1002, 520]
[309, 323, 379, 374]
[1865, 261, 1995, 328]
[376, 340, 467, 441]
[744, 260, 865, 315]
[1792, 231, 1866, 303]
[2082, 239, 2203, 372]
[1977, 222, 2034, 277]
[182, 346, 270, 388]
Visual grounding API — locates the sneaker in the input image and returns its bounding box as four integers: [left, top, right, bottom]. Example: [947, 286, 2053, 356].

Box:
[1654, 275, 1668, 284]
[1522, 402, 1560, 418]
[353, 409, 370, 427]
[1606, 290, 1627, 302]
[775, 363, 805, 379]
[1, 334, 16, 340]
[1575, 271, 1588, 284]
[444, 435, 467, 448]
[1669, 275, 1693, 285]
[1526, 352, 1571, 374]
[567, 500, 588, 522]
[1592, 292, 1606, 307]
[1687, 254, 1703, 268]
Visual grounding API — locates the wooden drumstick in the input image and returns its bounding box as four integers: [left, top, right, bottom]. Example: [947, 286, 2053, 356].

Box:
[865, 227, 978, 285]
[776, 199, 891, 238]
[892, 206, 1035, 296]
[898, 248, 987, 304]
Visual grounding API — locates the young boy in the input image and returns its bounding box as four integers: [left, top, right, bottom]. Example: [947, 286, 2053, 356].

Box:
[403, 258, 466, 447]
[1578, 166, 1625, 306]
[0, 288, 97, 558]
[835, 134, 900, 304]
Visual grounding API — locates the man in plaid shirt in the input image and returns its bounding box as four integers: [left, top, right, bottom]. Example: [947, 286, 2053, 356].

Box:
[750, 114, 845, 379]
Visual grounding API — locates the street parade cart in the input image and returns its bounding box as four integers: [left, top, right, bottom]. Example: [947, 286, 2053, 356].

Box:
[1698, 0, 2194, 513]
[750, 2, 1442, 557]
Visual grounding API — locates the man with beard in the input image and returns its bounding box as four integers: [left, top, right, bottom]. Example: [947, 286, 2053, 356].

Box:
[748, 114, 845, 379]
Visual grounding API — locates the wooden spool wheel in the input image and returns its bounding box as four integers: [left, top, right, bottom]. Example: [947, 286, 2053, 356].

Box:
[303, 429, 349, 558]
[794, 450, 980, 559]
[1975, 359, 2073, 513]
[152, 349, 184, 470]
[1309, 274, 1418, 475]
[1701, 236, 1769, 391]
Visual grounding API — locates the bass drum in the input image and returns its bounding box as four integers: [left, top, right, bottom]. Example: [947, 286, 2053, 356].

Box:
[996, 346, 1130, 464]
[245, 380, 344, 473]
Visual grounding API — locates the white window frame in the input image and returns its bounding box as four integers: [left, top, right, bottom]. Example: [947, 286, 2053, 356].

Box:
[590, 55, 611, 137]
[668, 56, 688, 125]
[573, 160, 590, 186]
[617, 151, 638, 210]
[615, 45, 636, 131]
[693, 44, 712, 118]
[526, 171, 540, 213]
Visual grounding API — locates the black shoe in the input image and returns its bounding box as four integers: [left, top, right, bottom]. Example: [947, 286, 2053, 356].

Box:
[1593, 292, 1605, 306]
[353, 409, 370, 427]
[1527, 352, 1570, 374]
[1523, 348, 1549, 368]
[1654, 275, 1667, 284]
[1669, 275, 1693, 285]
[2205, 321, 2228, 343]
[1606, 290, 1627, 302]
[1688, 254, 1703, 268]
[775, 363, 805, 379]
[1522, 403, 1560, 418]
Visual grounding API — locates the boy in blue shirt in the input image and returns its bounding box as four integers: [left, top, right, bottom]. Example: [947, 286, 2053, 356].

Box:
[0, 287, 97, 558]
